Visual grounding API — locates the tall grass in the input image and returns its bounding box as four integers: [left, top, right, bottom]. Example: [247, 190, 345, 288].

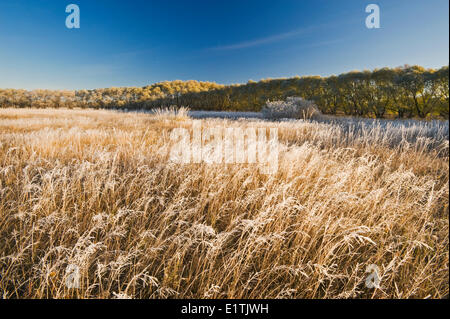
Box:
[0, 108, 448, 299]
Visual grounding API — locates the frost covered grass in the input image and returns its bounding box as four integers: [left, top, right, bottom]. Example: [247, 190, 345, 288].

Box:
[0, 108, 448, 299]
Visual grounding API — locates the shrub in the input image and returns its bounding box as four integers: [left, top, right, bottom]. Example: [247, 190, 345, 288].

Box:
[151, 106, 190, 120]
[262, 97, 322, 120]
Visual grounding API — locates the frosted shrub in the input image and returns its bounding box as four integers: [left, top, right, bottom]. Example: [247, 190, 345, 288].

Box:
[151, 106, 190, 120]
[262, 97, 321, 120]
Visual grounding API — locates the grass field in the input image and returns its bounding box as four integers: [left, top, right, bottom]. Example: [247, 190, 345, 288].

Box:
[0, 108, 448, 298]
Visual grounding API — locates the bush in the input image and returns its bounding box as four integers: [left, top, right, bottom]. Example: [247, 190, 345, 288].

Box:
[151, 106, 190, 120]
[262, 97, 322, 120]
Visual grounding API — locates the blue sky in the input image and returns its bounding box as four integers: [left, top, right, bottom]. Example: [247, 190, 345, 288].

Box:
[0, 0, 448, 90]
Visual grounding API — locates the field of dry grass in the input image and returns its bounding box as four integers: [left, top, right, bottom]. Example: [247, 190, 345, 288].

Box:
[0, 108, 448, 299]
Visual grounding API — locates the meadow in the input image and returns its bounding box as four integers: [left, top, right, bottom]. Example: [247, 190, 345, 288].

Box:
[0, 108, 448, 298]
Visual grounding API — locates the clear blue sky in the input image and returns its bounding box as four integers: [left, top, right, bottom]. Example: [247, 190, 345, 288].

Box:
[0, 0, 448, 90]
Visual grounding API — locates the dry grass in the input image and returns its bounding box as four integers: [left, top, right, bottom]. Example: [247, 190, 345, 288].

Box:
[0, 108, 448, 299]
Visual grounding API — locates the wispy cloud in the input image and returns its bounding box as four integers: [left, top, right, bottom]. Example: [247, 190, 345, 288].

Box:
[302, 38, 345, 49]
[209, 26, 319, 51]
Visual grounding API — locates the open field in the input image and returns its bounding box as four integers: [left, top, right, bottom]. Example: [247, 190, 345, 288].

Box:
[0, 108, 448, 299]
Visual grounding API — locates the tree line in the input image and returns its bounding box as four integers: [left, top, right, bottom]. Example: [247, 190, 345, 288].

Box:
[1, 65, 448, 119]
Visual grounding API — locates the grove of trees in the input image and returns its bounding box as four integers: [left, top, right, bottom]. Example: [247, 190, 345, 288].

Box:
[1, 65, 448, 119]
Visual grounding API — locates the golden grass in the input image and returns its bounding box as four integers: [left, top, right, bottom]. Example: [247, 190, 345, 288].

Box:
[0, 108, 448, 299]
